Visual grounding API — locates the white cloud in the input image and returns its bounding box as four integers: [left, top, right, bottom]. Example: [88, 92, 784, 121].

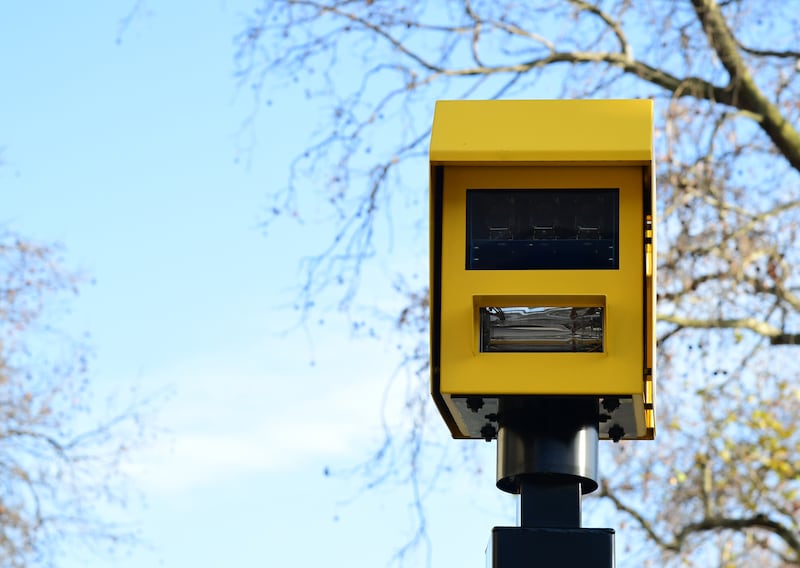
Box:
[123, 330, 400, 494]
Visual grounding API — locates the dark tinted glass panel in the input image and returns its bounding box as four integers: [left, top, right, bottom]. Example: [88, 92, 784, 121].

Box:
[467, 189, 619, 269]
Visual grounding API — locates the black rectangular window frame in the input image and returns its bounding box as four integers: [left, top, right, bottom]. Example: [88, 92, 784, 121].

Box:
[466, 188, 619, 270]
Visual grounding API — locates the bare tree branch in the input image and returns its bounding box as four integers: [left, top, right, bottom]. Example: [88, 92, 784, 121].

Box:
[691, 0, 800, 171]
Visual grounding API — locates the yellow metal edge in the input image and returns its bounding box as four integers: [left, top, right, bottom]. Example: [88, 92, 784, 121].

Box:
[473, 294, 607, 308]
[430, 99, 654, 165]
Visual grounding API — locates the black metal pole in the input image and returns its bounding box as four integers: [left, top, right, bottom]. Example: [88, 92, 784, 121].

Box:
[489, 396, 615, 568]
[519, 479, 581, 528]
[496, 396, 599, 496]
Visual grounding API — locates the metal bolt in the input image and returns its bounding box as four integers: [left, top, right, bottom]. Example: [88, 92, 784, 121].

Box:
[602, 396, 621, 413]
[480, 423, 497, 442]
[608, 423, 625, 443]
[466, 397, 484, 413]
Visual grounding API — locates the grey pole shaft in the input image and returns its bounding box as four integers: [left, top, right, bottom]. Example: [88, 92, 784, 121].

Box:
[496, 397, 600, 518]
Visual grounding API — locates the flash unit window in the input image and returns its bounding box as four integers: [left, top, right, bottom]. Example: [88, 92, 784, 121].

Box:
[480, 306, 604, 353]
[467, 189, 619, 270]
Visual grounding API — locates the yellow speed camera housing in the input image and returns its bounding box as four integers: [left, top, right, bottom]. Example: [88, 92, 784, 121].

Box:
[429, 100, 655, 441]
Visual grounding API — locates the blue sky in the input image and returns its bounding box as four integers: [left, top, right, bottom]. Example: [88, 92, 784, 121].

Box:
[0, 2, 516, 566]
